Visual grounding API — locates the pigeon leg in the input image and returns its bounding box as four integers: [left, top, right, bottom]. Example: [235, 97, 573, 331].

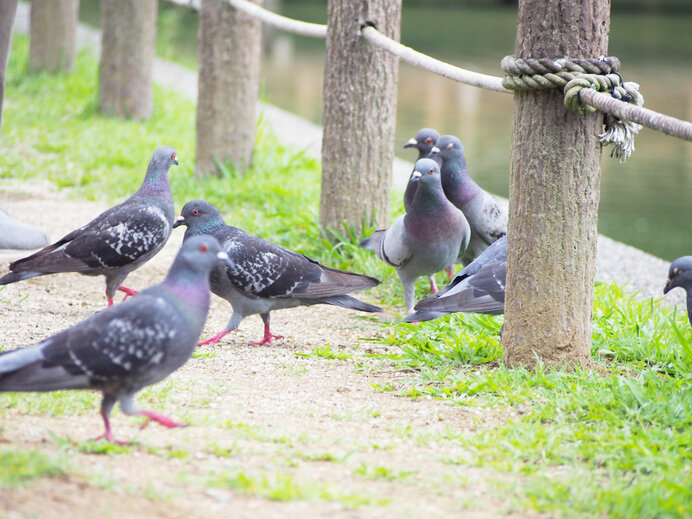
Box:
[197, 330, 231, 347]
[429, 276, 439, 293]
[118, 286, 139, 301]
[93, 395, 128, 445]
[119, 394, 186, 430]
[249, 313, 282, 346]
[445, 266, 454, 280]
[106, 293, 115, 307]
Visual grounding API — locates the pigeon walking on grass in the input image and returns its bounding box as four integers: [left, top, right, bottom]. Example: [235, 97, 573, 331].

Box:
[0, 147, 179, 306]
[664, 256, 692, 326]
[359, 158, 470, 313]
[0, 236, 232, 444]
[432, 135, 508, 263]
[403, 235, 506, 323]
[403, 128, 440, 211]
[173, 200, 382, 346]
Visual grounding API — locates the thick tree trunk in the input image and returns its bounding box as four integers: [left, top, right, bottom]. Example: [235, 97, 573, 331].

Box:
[28, 0, 78, 73]
[503, 0, 610, 368]
[99, 0, 157, 119]
[320, 0, 401, 234]
[196, 0, 262, 177]
[0, 0, 18, 133]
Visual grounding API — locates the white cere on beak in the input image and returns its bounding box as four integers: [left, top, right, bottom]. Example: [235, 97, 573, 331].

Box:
[431, 146, 440, 153]
[217, 251, 230, 261]
[407, 138, 417, 146]
[411, 171, 422, 181]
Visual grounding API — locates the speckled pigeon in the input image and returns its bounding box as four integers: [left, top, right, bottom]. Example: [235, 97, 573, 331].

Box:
[402, 128, 441, 212]
[0, 208, 50, 250]
[664, 255, 692, 326]
[0, 147, 178, 306]
[0, 235, 232, 444]
[359, 158, 471, 313]
[431, 135, 508, 263]
[403, 235, 506, 323]
[173, 200, 382, 346]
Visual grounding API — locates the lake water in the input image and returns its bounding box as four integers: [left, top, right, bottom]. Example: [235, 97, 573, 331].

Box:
[80, 2, 692, 261]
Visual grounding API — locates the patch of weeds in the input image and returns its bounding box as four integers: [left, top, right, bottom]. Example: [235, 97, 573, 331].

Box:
[0, 449, 68, 488]
[204, 442, 237, 458]
[295, 344, 354, 361]
[192, 349, 216, 359]
[208, 469, 385, 508]
[146, 445, 190, 459]
[0, 390, 99, 417]
[50, 433, 135, 455]
[353, 463, 418, 482]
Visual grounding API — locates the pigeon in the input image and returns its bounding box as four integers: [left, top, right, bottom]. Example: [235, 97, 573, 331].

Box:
[359, 158, 471, 313]
[0, 235, 232, 444]
[0, 208, 50, 250]
[403, 235, 506, 323]
[0, 146, 178, 306]
[431, 135, 508, 263]
[402, 128, 441, 212]
[173, 200, 382, 346]
[664, 256, 692, 326]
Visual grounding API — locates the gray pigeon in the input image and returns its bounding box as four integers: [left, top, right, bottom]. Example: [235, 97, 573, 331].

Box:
[403, 128, 441, 212]
[0, 147, 178, 306]
[173, 200, 382, 346]
[0, 208, 50, 250]
[664, 256, 692, 326]
[0, 235, 232, 444]
[360, 158, 471, 313]
[403, 235, 506, 323]
[431, 135, 508, 263]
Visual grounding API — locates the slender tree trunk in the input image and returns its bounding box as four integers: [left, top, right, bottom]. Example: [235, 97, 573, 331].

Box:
[99, 0, 157, 119]
[0, 0, 18, 133]
[320, 0, 401, 234]
[503, 0, 610, 368]
[196, 0, 262, 177]
[28, 0, 78, 73]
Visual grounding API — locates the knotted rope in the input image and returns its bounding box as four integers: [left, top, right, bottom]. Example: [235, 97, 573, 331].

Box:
[501, 56, 643, 162]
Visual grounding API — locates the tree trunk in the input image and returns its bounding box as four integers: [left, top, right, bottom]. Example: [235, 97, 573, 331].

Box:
[503, 0, 610, 369]
[0, 0, 18, 133]
[28, 0, 78, 73]
[196, 0, 262, 177]
[99, 0, 157, 119]
[320, 0, 401, 235]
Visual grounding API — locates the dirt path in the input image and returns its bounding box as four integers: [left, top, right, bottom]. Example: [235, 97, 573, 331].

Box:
[0, 181, 531, 519]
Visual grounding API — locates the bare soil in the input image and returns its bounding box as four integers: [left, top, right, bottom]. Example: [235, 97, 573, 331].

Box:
[0, 181, 530, 519]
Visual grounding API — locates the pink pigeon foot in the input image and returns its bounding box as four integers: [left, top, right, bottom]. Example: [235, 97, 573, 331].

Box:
[94, 409, 128, 444]
[445, 266, 454, 280]
[429, 277, 439, 293]
[135, 410, 187, 429]
[118, 286, 139, 301]
[249, 323, 282, 346]
[197, 330, 231, 347]
[106, 294, 115, 307]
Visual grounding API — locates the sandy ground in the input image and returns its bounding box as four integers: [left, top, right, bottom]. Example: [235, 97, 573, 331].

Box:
[0, 180, 542, 519]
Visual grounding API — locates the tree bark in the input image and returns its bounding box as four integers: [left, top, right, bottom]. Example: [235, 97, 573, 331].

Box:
[0, 0, 18, 133]
[28, 0, 78, 73]
[99, 0, 157, 119]
[196, 0, 262, 177]
[503, 0, 610, 369]
[320, 0, 401, 234]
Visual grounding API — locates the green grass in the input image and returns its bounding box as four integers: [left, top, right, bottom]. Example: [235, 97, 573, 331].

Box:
[0, 449, 68, 488]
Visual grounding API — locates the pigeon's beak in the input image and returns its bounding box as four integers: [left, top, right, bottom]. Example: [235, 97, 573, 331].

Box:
[216, 251, 233, 269]
[172, 215, 185, 229]
[430, 146, 440, 155]
[410, 171, 422, 183]
[663, 278, 673, 294]
[403, 138, 417, 149]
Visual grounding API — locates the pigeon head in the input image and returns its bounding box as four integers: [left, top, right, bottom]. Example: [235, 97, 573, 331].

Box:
[404, 128, 440, 157]
[167, 235, 232, 283]
[664, 256, 692, 294]
[430, 135, 465, 162]
[143, 146, 178, 186]
[410, 158, 442, 188]
[173, 200, 225, 234]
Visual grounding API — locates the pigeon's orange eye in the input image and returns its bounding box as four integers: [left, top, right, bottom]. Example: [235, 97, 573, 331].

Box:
[192, 209, 200, 216]
[171, 153, 177, 161]
[446, 142, 454, 150]
[425, 138, 433, 145]
[428, 168, 435, 175]
[199, 245, 208, 252]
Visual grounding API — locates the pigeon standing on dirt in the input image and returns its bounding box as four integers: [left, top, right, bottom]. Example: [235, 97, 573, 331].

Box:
[664, 256, 692, 326]
[403, 235, 507, 323]
[0, 146, 178, 306]
[402, 128, 441, 211]
[432, 135, 508, 263]
[0, 236, 232, 444]
[173, 200, 382, 346]
[360, 158, 471, 313]
[0, 208, 50, 250]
